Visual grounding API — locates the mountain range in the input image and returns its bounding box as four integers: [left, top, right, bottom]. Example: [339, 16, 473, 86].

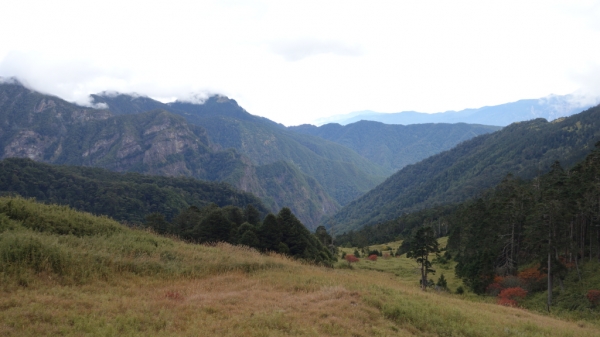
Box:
[315, 94, 598, 127]
[0, 81, 339, 228]
[289, 121, 500, 172]
[0, 79, 493, 229]
[5, 77, 590, 234]
[324, 104, 600, 233]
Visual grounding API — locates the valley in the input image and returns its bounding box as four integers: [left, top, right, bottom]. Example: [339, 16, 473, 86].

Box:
[0, 78, 599, 336]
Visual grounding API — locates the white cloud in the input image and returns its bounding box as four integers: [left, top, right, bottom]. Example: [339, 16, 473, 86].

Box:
[0, 0, 599, 126]
[269, 38, 363, 61]
[176, 92, 213, 105]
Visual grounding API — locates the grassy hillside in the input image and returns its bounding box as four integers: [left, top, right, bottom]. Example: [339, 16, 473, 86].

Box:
[326, 104, 600, 233]
[290, 121, 501, 172]
[1, 198, 599, 336]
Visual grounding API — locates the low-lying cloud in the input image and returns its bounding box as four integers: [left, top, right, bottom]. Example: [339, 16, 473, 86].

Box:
[0, 51, 226, 108]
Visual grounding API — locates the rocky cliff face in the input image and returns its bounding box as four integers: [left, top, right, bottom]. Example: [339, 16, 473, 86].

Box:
[92, 92, 388, 208]
[0, 82, 339, 229]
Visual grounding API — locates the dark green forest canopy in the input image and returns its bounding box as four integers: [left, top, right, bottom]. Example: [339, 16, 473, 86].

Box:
[448, 143, 600, 297]
[339, 142, 600, 307]
[335, 205, 456, 248]
[147, 205, 335, 265]
[325, 104, 600, 233]
[0, 158, 268, 223]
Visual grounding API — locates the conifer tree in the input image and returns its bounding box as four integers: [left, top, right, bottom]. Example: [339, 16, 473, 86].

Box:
[407, 227, 440, 291]
[257, 213, 281, 251]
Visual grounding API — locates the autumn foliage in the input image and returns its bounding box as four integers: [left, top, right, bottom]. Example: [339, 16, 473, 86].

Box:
[345, 254, 359, 263]
[497, 287, 527, 307]
[367, 254, 378, 261]
[587, 290, 600, 307]
[518, 268, 545, 282]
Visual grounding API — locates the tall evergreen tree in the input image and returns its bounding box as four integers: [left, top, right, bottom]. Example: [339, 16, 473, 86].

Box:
[407, 227, 440, 291]
[244, 204, 261, 226]
[257, 213, 281, 252]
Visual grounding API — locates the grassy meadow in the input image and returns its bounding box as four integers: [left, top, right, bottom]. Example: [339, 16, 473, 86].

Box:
[1, 197, 599, 336]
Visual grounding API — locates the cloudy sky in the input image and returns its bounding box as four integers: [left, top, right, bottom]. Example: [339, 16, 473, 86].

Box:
[1, 0, 600, 125]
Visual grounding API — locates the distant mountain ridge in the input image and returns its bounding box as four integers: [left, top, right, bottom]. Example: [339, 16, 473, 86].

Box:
[325, 104, 600, 233]
[289, 121, 501, 172]
[315, 95, 598, 126]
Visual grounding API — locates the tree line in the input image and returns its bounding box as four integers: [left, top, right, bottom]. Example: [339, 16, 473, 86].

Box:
[145, 204, 336, 266]
[0, 158, 267, 224]
[336, 141, 600, 309]
[449, 142, 600, 310]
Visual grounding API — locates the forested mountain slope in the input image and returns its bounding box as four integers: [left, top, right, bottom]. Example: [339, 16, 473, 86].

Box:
[0, 82, 337, 228]
[92, 93, 389, 205]
[337, 140, 600, 313]
[290, 121, 501, 172]
[0, 158, 268, 223]
[326, 104, 600, 233]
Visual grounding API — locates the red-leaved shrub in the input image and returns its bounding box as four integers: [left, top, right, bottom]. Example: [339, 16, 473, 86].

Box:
[518, 266, 546, 291]
[345, 254, 359, 263]
[518, 267, 545, 283]
[587, 290, 600, 307]
[367, 254, 378, 261]
[497, 287, 527, 307]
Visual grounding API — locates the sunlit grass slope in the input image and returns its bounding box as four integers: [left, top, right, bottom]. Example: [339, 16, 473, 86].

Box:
[1, 197, 599, 336]
[338, 238, 464, 293]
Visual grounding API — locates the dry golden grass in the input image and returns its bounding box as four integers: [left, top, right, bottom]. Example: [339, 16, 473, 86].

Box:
[1, 199, 598, 337]
[2, 242, 599, 336]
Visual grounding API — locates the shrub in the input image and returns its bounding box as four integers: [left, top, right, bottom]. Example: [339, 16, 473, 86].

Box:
[587, 290, 600, 307]
[518, 266, 546, 291]
[367, 254, 378, 261]
[436, 274, 447, 290]
[345, 254, 359, 263]
[382, 252, 391, 259]
[367, 249, 381, 257]
[497, 287, 527, 307]
[456, 286, 464, 294]
[501, 275, 524, 289]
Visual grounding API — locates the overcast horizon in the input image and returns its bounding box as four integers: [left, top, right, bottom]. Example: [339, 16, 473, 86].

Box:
[2, 0, 600, 126]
